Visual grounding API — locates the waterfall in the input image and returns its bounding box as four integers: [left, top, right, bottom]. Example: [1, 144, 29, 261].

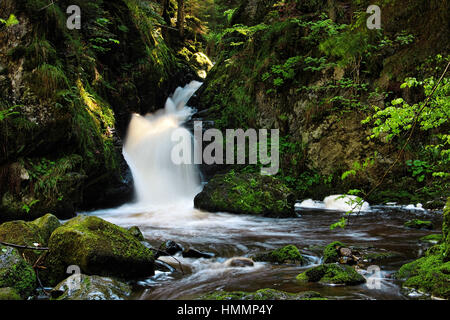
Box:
[123, 81, 203, 206]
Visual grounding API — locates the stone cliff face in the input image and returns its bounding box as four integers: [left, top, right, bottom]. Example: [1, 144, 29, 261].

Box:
[191, 0, 449, 204]
[0, 0, 198, 221]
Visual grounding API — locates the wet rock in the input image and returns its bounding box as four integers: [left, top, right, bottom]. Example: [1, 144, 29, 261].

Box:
[404, 219, 433, 230]
[252, 245, 306, 265]
[194, 172, 296, 218]
[396, 253, 450, 299]
[52, 274, 131, 300]
[182, 248, 214, 259]
[31, 214, 61, 242]
[0, 287, 21, 300]
[296, 264, 366, 286]
[224, 257, 254, 268]
[443, 198, 449, 262]
[323, 241, 345, 263]
[42, 215, 155, 286]
[0, 245, 37, 298]
[419, 234, 443, 244]
[201, 288, 326, 300]
[159, 240, 184, 256]
[127, 226, 145, 241]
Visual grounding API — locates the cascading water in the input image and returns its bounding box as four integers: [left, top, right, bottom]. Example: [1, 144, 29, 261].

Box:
[87, 82, 439, 301]
[123, 81, 203, 206]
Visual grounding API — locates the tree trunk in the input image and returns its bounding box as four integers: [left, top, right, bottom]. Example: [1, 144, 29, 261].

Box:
[177, 0, 185, 38]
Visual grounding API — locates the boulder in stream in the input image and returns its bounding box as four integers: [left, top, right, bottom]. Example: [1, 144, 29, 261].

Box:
[52, 274, 131, 300]
[252, 245, 306, 265]
[404, 219, 433, 230]
[194, 172, 296, 218]
[201, 288, 326, 300]
[0, 245, 37, 298]
[42, 215, 155, 286]
[296, 264, 366, 286]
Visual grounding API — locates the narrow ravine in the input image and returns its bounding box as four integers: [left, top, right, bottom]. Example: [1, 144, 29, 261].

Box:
[88, 83, 443, 300]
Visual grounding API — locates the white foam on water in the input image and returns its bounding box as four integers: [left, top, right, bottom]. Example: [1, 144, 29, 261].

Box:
[296, 194, 371, 213]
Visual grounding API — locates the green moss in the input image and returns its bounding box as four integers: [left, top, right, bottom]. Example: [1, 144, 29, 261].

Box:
[419, 234, 443, 244]
[397, 253, 450, 299]
[0, 245, 37, 298]
[201, 288, 326, 300]
[194, 171, 295, 217]
[404, 219, 433, 230]
[362, 251, 401, 262]
[42, 215, 155, 286]
[0, 287, 22, 300]
[253, 245, 306, 265]
[323, 241, 345, 263]
[443, 198, 450, 261]
[296, 264, 366, 285]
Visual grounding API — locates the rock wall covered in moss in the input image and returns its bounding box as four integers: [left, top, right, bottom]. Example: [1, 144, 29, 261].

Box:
[0, 0, 198, 220]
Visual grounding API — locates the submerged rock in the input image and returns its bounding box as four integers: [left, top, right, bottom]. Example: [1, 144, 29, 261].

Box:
[404, 219, 433, 230]
[52, 274, 131, 300]
[296, 264, 366, 286]
[201, 288, 326, 300]
[159, 240, 184, 256]
[0, 245, 37, 298]
[224, 257, 255, 268]
[42, 215, 155, 286]
[252, 245, 306, 265]
[194, 172, 295, 217]
[182, 248, 214, 259]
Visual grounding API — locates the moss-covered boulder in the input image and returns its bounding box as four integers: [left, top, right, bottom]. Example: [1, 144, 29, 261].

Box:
[31, 213, 61, 242]
[323, 241, 345, 263]
[443, 197, 450, 261]
[252, 245, 306, 265]
[396, 253, 450, 299]
[201, 288, 326, 300]
[42, 215, 155, 286]
[52, 274, 131, 300]
[0, 220, 45, 247]
[194, 171, 296, 217]
[404, 219, 433, 230]
[0, 245, 37, 298]
[0, 213, 60, 246]
[296, 264, 366, 286]
[127, 226, 145, 241]
[0, 287, 22, 300]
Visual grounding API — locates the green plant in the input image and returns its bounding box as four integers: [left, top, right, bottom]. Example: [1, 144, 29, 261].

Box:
[0, 14, 19, 27]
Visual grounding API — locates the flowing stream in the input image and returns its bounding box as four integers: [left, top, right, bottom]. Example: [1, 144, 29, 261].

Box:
[89, 82, 443, 300]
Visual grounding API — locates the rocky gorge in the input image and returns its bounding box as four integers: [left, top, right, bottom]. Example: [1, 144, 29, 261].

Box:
[0, 0, 449, 301]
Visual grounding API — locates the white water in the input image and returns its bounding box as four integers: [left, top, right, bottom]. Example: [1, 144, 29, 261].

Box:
[123, 81, 203, 206]
[296, 195, 371, 213]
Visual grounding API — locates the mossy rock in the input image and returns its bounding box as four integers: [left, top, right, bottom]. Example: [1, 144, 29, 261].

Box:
[443, 197, 450, 262]
[194, 172, 296, 217]
[31, 213, 61, 243]
[201, 288, 326, 300]
[323, 241, 345, 263]
[396, 253, 450, 299]
[52, 274, 131, 300]
[0, 287, 22, 300]
[419, 234, 443, 244]
[0, 245, 37, 298]
[362, 251, 401, 263]
[127, 226, 145, 241]
[0, 214, 60, 246]
[252, 245, 306, 265]
[404, 219, 433, 230]
[42, 215, 155, 286]
[296, 264, 366, 286]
